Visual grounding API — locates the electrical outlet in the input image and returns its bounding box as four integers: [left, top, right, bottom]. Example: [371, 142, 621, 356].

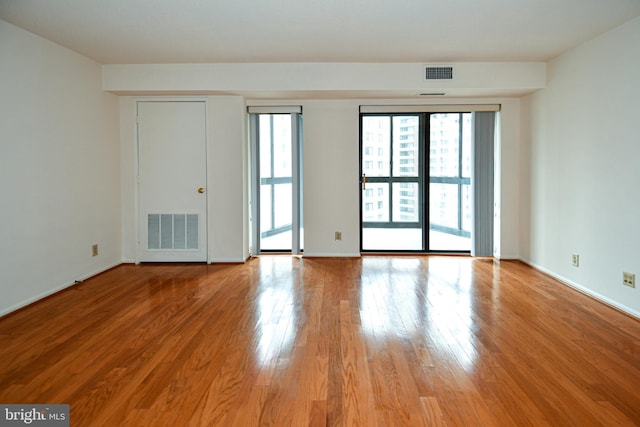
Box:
[334, 231, 342, 241]
[623, 272, 635, 288]
[92, 244, 99, 257]
[571, 253, 579, 267]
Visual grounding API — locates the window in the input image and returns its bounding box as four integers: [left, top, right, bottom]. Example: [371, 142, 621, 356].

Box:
[429, 113, 472, 247]
[249, 110, 303, 254]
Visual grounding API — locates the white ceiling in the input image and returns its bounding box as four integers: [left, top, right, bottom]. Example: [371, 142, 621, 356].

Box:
[1, 0, 640, 65]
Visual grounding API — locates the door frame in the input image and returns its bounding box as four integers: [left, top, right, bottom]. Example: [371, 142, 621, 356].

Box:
[134, 98, 209, 263]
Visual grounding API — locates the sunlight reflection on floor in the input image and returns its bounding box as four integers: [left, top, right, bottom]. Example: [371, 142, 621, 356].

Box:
[359, 256, 478, 371]
[255, 257, 296, 368]
[252, 255, 480, 375]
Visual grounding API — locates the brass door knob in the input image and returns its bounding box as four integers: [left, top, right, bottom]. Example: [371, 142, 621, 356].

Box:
[197, 187, 205, 194]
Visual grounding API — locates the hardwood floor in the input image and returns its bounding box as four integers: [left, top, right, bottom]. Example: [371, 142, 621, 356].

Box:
[1, 256, 639, 426]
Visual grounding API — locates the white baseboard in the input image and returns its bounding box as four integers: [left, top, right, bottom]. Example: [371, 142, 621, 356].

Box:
[496, 254, 520, 260]
[520, 258, 640, 320]
[302, 252, 361, 258]
[208, 258, 247, 263]
[0, 261, 122, 318]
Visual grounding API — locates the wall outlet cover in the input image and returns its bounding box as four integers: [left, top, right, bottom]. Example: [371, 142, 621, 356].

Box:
[571, 254, 579, 267]
[623, 272, 635, 288]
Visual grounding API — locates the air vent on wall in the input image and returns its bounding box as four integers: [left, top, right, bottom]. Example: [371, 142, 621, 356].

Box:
[425, 66, 453, 80]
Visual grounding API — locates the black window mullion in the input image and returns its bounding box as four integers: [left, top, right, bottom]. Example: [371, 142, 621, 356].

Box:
[388, 116, 394, 223]
[420, 113, 427, 249]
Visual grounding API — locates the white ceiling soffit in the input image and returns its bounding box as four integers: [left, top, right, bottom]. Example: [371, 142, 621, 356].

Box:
[101, 62, 547, 98]
[1, 0, 640, 65]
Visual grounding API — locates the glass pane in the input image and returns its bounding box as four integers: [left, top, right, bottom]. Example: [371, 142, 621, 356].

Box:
[272, 115, 292, 177]
[254, 112, 301, 253]
[362, 228, 422, 251]
[392, 116, 420, 177]
[462, 184, 471, 232]
[260, 185, 272, 233]
[361, 116, 390, 177]
[430, 113, 461, 177]
[259, 115, 272, 179]
[274, 183, 292, 229]
[430, 183, 458, 229]
[362, 183, 389, 222]
[392, 182, 419, 222]
[461, 113, 472, 178]
[429, 182, 470, 251]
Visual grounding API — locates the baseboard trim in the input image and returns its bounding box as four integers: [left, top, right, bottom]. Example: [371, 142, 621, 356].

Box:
[520, 258, 640, 320]
[209, 258, 247, 264]
[0, 261, 122, 318]
[302, 252, 362, 258]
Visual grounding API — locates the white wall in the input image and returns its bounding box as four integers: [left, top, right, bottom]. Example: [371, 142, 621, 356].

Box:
[119, 97, 136, 262]
[496, 99, 521, 259]
[0, 20, 120, 316]
[520, 16, 640, 316]
[302, 100, 361, 256]
[208, 96, 248, 262]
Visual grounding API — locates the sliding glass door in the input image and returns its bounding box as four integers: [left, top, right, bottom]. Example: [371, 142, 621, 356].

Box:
[360, 112, 472, 252]
[361, 114, 424, 250]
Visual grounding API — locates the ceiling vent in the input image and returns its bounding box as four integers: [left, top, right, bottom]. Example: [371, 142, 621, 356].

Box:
[425, 66, 453, 80]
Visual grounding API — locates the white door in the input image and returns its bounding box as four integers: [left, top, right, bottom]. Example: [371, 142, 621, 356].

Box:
[137, 101, 208, 262]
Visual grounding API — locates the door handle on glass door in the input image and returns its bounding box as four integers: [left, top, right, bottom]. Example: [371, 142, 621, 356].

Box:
[362, 174, 366, 190]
